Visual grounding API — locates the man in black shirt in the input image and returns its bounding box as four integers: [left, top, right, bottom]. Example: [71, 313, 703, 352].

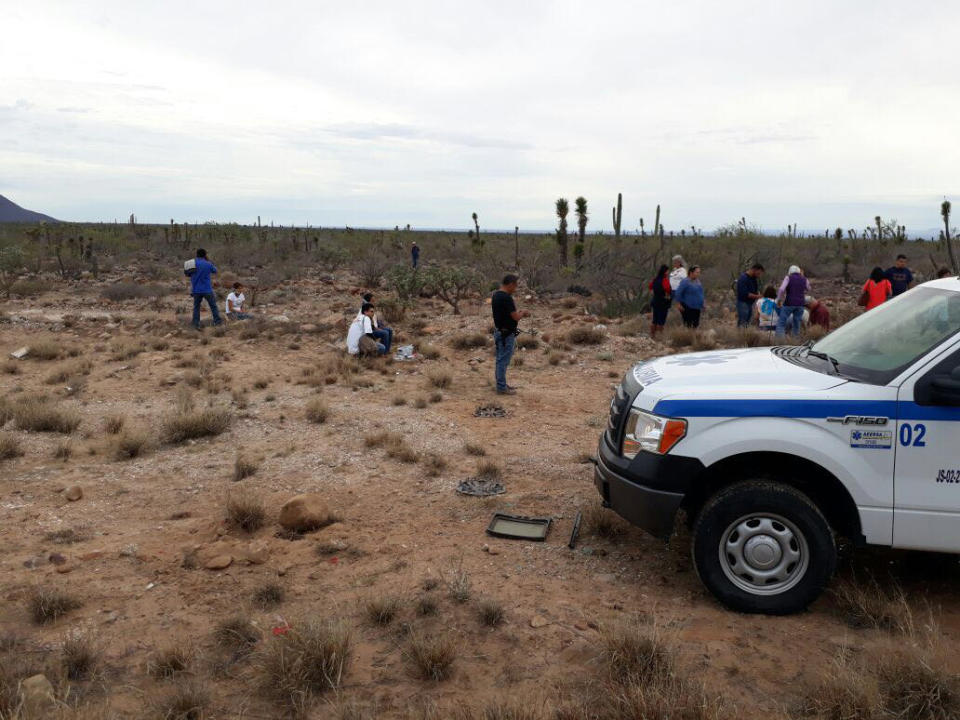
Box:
[491, 274, 528, 395]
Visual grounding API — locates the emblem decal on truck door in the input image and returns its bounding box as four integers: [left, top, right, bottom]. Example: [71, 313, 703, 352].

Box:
[849, 430, 893, 449]
[827, 415, 889, 426]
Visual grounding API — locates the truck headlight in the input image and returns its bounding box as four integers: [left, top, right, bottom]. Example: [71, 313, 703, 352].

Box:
[622, 409, 687, 458]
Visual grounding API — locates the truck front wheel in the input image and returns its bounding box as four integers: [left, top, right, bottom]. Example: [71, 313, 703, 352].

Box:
[692, 481, 836, 614]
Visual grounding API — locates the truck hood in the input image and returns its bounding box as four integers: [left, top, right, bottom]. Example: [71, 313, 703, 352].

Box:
[630, 347, 848, 408]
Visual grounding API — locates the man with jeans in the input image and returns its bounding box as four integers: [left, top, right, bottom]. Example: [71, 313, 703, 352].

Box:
[190, 248, 222, 330]
[491, 274, 528, 395]
[776, 265, 809, 337]
[735, 263, 764, 327]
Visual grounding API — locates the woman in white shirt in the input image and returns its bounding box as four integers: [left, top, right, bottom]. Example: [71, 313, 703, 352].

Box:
[669, 255, 688, 292]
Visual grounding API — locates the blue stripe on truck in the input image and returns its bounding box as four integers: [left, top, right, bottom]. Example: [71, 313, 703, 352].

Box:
[652, 399, 960, 421]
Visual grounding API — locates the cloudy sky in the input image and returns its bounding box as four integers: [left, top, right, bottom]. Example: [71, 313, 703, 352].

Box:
[2, 1, 958, 233]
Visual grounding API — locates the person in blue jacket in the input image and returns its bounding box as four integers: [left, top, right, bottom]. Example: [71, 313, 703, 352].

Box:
[675, 265, 705, 328]
[190, 248, 222, 330]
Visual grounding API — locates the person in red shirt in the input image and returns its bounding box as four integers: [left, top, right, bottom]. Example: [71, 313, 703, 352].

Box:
[805, 296, 830, 331]
[648, 264, 672, 336]
[861, 267, 892, 311]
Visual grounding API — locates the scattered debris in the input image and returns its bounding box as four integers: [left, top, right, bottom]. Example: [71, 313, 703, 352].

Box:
[486, 513, 551, 541]
[457, 478, 505, 496]
[10, 346, 30, 359]
[474, 404, 507, 418]
[568, 510, 583, 549]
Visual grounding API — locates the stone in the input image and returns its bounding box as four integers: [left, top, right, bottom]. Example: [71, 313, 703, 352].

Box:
[55, 563, 73, 574]
[48, 553, 67, 566]
[10, 346, 29, 359]
[300, 323, 318, 333]
[20, 674, 55, 718]
[530, 615, 549, 628]
[204, 554, 233, 570]
[242, 541, 270, 565]
[279, 493, 332, 533]
[64, 486, 83, 502]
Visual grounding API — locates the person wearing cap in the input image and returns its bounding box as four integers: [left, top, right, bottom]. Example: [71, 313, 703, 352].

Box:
[775, 265, 809, 337]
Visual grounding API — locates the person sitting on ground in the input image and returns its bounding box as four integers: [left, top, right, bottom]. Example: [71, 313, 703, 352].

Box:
[356, 292, 392, 353]
[861, 267, 892, 311]
[805, 296, 830, 331]
[754, 285, 779, 332]
[675, 265, 704, 328]
[226, 282, 252, 320]
[648, 264, 671, 336]
[346, 302, 387, 356]
[776, 265, 809, 337]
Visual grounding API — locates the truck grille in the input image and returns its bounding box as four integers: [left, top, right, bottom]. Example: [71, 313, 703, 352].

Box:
[605, 381, 633, 449]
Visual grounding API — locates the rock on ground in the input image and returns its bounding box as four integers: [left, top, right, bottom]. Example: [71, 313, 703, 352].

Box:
[278, 493, 333, 532]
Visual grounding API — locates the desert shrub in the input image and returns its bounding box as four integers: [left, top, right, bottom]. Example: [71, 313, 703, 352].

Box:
[832, 574, 914, 633]
[378, 298, 406, 325]
[516, 335, 539, 350]
[14, 400, 81, 433]
[253, 377, 270, 390]
[665, 326, 696, 348]
[599, 619, 672, 686]
[45, 528, 87, 545]
[62, 631, 99, 680]
[464, 443, 486, 456]
[584, 501, 628, 539]
[444, 560, 472, 603]
[10, 278, 47, 297]
[305, 398, 330, 424]
[616, 317, 647, 336]
[149, 643, 194, 679]
[110, 339, 145, 361]
[253, 582, 286, 608]
[406, 631, 456, 681]
[475, 461, 502, 482]
[879, 651, 959, 720]
[547, 352, 563, 366]
[112, 428, 151, 460]
[392, 396, 407, 407]
[29, 586, 82, 624]
[226, 490, 267, 532]
[233, 453, 258, 481]
[413, 396, 428, 409]
[450, 332, 488, 350]
[161, 407, 231, 444]
[566, 327, 605, 345]
[152, 679, 209, 720]
[0, 433, 23, 460]
[427, 370, 452, 389]
[44, 359, 92, 384]
[149, 336, 170, 351]
[477, 599, 505, 628]
[102, 413, 126, 434]
[365, 596, 401, 626]
[429, 392, 443, 403]
[419, 343, 441, 360]
[53, 439, 72, 460]
[28, 339, 62, 360]
[213, 616, 260, 654]
[101, 282, 161, 301]
[387, 439, 419, 464]
[416, 596, 439, 617]
[256, 617, 352, 715]
[424, 453, 447, 477]
[2, 360, 19, 375]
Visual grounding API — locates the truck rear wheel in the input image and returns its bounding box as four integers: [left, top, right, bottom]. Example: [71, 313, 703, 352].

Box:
[692, 481, 836, 614]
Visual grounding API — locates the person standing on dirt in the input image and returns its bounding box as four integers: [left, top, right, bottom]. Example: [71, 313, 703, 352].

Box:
[736, 263, 764, 327]
[190, 248, 222, 330]
[775, 265, 809, 337]
[884, 254, 913, 297]
[669, 255, 687, 292]
[675, 266, 704, 328]
[648, 264, 672, 336]
[411, 242, 420, 269]
[860, 267, 892, 311]
[491, 274, 529, 395]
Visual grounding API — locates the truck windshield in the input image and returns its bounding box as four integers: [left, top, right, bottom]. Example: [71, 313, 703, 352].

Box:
[811, 286, 960, 384]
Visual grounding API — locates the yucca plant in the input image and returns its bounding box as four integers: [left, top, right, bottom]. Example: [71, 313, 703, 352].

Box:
[943, 200, 957, 274]
[556, 197, 569, 266]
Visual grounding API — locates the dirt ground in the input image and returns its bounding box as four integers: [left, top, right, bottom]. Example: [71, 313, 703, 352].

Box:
[1, 273, 959, 719]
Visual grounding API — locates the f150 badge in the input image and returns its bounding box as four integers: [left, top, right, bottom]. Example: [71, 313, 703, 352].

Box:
[827, 416, 889, 426]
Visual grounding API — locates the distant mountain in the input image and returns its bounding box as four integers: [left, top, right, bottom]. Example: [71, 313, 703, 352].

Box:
[0, 194, 58, 223]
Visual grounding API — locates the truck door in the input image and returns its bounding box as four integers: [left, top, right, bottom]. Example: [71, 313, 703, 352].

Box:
[894, 345, 960, 551]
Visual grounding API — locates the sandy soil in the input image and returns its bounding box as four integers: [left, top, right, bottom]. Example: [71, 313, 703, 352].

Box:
[1, 275, 959, 719]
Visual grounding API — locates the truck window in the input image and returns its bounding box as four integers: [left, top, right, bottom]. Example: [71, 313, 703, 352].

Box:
[811, 287, 960, 384]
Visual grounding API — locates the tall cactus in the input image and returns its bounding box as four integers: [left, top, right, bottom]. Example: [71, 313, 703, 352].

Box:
[942, 200, 957, 274]
[556, 198, 569, 266]
[611, 192, 622, 245]
[875, 215, 883, 241]
[653, 204, 661, 238]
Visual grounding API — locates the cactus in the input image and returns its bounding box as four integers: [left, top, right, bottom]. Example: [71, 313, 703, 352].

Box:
[639, 218, 645, 238]
[575, 197, 589, 244]
[875, 215, 883, 241]
[514, 226, 520, 268]
[471, 212, 482, 248]
[942, 200, 957, 273]
[653, 204, 661, 238]
[556, 198, 570, 266]
[611, 193, 622, 245]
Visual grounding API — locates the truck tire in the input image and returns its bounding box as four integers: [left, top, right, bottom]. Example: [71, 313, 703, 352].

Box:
[692, 481, 836, 615]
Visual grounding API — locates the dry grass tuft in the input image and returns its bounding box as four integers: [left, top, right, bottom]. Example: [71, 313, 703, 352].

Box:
[256, 617, 352, 716]
[429, 391, 443, 403]
[61, 631, 100, 680]
[102, 414, 126, 434]
[566, 327, 605, 345]
[516, 335, 539, 350]
[29, 586, 82, 624]
[419, 343, 442, 360]
[53, 439, 73, 460]
[879, 651, 959, 720]
[45, 527, 88, 545]
[253, 582, 286, 609]
[2, 360, 20, 375]
[111, 428, 152, 460]
[365, 596, 401, 626]
[149, 642, 194, 679]
[444, 560, 472, 603]
[413, 396, 428, 409]
[44, 359, 93, 385]
[832, 574, 915, 633]
[424, 453, 447, 477]
[233, 453, 258, 481]
[449, 333, 488, 350]
[477, 599, 505, 628]
[152, 679, 209, 720]
[226, 490, 267, 532]
[305, 398, 330, 424]
[213, 615, 260, 654]
[416, 596, 439, 617]
[584, 501, 628, 540]
[392, 396, 408, 406]
[475, 461, 503, 482]
[599, 619, 672, 686]
[406, 631, 457, 682]
[426, 370, 453, 389]
[0, 432, 23, 460]
[161, 406, 231, 444]
[28, 339, 62, 360]
[110, 339, 145, 361]
[13, 400, 81, 434]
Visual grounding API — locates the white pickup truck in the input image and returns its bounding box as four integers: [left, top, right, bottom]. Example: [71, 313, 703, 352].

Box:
[595, 277, 960, 614]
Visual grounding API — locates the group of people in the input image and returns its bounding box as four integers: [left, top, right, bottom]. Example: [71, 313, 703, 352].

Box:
[186, 248, 252, 329]
[346, 293, 394, 356]
[648, 255, 704, 333]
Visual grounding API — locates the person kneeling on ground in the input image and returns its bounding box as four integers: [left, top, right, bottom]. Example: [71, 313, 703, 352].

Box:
[226, 283, 252, 320]
[806, 296, 830, 331]
[491, 274, 529, 395]
[357, 292, 392, 353]
[675, 265, 704, 328]
[347, 302, 387, 356]
[755, 285, 779, 332]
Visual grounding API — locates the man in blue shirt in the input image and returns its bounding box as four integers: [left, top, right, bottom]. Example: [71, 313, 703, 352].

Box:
[411, 242, 420, 269]
[735, 263, 764, 327]
[885, 254, 913, 297]
[190, 248, 222, 329]
[675, 265, 705, 328]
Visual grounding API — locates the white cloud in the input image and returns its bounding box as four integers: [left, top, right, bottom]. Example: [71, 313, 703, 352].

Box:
[1, 0, 958, 233]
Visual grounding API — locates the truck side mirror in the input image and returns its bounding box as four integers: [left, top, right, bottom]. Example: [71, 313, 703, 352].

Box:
[931, 366, 960, 407]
